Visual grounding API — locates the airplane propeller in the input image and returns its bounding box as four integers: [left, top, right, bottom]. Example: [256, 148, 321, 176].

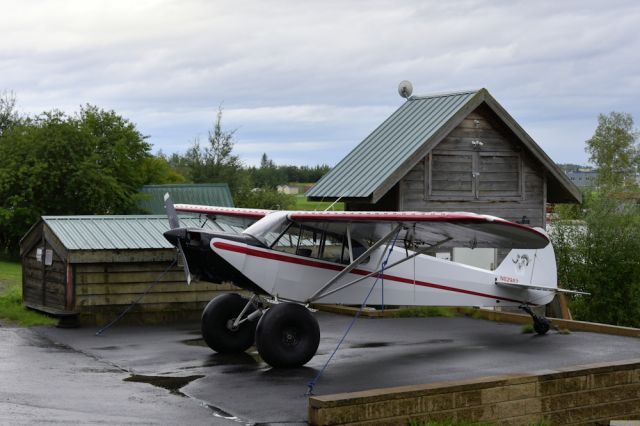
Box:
[164, 193, 192, 285]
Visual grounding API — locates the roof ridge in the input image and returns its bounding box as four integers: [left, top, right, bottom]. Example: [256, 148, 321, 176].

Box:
[42, 215, 170, 220]
[409, 88, 480, 100]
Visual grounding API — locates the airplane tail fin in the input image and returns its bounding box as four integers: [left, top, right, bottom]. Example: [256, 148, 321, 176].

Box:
[494, 227, 557, 288]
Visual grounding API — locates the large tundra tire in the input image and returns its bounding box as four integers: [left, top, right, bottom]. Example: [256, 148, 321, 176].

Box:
[255, 302, 320, 368]
[201, 293, 256, 353]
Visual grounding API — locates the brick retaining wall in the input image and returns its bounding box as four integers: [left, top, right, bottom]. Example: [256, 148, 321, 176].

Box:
[309, 358, 640, 425]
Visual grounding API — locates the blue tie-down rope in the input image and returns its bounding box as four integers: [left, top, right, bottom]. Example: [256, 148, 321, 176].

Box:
[306, 232, 399, 396]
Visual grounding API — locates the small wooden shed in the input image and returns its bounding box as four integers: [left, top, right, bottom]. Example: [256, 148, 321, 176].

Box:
[19, 215, 243, 325]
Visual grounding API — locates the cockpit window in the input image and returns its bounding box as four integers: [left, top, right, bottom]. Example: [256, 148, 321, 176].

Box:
[270, 221, 367, 265]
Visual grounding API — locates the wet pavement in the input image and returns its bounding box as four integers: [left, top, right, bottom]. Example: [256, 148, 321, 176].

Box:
[2, 312, 640, 424]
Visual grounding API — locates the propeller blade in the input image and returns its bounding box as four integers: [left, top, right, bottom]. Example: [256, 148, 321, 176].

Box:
[176, 239, 192, 286]
[163, 192, 192, 285]
[164, 193, 180, 230]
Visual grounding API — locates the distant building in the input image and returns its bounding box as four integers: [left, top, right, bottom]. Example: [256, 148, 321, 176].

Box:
[276, 185, 300, 195]
[565, 170, 598, 188]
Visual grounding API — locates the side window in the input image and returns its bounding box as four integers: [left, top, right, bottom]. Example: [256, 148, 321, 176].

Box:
[296, 227, 321, 258]
[271, 223, 367, 265]
[318, 232, 345, 264]
[271, 222, 301, 254]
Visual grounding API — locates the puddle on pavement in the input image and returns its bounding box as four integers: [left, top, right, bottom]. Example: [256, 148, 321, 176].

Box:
[182, 338, 207, 347]
[350, 342, 389, 348]
[124, 374, 251, 424]
[91, 345, 120, 351]
[424, 339, 453, 344]
[124, 374, 204, 396]
[349, 339, 453, 349]
[77, 367, 122, 373]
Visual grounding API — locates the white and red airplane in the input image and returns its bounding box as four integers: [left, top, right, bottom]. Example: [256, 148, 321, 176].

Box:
[163, 194, 586, 368]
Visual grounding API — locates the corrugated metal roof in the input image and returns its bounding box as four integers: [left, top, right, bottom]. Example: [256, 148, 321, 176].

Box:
[307, 90, 479, 200]
[138, 184, 234, 214]
[43, 215, 242, 251]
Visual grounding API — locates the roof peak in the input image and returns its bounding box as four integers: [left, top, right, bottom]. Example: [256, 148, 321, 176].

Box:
[409, 88, 481, 100]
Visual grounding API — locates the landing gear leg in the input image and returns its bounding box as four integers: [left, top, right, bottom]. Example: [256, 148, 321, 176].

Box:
[520, 305, 550, 335]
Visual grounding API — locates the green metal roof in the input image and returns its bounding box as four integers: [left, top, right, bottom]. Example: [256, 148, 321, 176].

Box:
[138, 184, 234, 214]
[42, 215, 242, 251]
[307, 90, 479, 201]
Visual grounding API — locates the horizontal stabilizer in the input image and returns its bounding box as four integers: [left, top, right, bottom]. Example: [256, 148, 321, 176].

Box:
[495, 279, 589, 295]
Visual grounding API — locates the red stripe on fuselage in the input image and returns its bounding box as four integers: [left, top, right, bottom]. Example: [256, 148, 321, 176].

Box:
[212, 241, 523, 304]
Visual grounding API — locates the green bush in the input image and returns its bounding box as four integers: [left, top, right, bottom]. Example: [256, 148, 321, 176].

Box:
[552, 193, 640, 327]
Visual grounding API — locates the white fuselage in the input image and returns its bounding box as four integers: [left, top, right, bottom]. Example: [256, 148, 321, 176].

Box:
[210, 238, 556, 308]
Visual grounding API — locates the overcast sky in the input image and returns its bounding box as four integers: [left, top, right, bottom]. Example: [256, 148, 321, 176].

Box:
[2, 0, 639, 166]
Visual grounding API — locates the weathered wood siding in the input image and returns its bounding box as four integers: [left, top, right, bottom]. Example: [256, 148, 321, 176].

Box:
[74, 262, 244, 324]
[399, 107, 546, 227]
[22, 243, 67, 311]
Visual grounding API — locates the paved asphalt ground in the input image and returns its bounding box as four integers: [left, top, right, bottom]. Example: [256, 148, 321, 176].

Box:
[2, 312, 640, 425]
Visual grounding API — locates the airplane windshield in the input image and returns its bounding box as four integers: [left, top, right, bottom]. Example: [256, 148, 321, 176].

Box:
[243, 211, 290, 246]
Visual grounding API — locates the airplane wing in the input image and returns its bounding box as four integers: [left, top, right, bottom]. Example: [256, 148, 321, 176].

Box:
[288, 211, 549, 249]
[175, 204, 272, 219]
[174, 204, 272, 233]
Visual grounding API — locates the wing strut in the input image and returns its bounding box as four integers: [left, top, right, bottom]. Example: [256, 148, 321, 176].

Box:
[306, 224, 402, 303]
[306, 224, 453, 303]
[307, 237, 452, 302]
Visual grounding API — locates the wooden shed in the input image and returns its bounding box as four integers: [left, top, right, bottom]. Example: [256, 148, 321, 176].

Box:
[308, 89, 581, 272]
[19, 215, 244, 325]
[308, 88, 580, 224]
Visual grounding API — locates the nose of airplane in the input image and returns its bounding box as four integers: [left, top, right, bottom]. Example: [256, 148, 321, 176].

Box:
[163, 228, 187, 246]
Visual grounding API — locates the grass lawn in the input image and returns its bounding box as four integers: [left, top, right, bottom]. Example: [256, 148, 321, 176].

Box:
[294, 195, 344, 211]
[0, 259, 57, 326]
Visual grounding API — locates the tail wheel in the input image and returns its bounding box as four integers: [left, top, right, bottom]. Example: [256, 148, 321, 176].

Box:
[255, 303, 320, 368]
[534, 317, 550, 335]
[201, 293, 256, 353]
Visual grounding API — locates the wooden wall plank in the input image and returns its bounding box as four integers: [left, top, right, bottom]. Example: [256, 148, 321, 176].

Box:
[76, 291, 231, 306]
[75, 270, 188, 285]
[76, 282, 237, 296]
[68, 249, 177, 264]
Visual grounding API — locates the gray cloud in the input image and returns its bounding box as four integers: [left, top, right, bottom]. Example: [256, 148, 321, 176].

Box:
[2, 0, 639, 166]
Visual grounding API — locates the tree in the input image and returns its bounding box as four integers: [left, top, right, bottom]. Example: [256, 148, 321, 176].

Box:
[0, 105, 153, 252]
[552, 194, 640, 327]
[179, 107, 249, 193]
[140, 154, 187, 185]
[250, 153, 287, 188]
[585, 112, 639, 189]
[0, 90, 20, 137]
